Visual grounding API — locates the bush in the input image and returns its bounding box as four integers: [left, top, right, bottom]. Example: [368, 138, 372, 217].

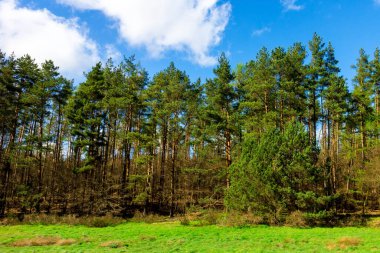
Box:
[131, 211, 167, 223]
[200, 210, 220, 225]
[88, 217, 112, 228]
[304, 211, 335, 226]
[84, 214, 124, 227]
[221, 212, 263, 227]
[179, 216, 190, 226]
[285, 211, 308, 228]
[368, 217, 380, 227]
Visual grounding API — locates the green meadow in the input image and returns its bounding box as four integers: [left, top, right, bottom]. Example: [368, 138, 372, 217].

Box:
[1, 222, 380, 252]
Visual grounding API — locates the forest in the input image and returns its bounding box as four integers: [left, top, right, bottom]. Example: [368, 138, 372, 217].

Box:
[0, 33, 379, 223]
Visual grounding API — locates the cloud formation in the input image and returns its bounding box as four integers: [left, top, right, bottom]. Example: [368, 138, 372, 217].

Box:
[280, 0, 303, 11]
[252, 27, 271, 37]
[0, 0, 100, 78]
[57, 0, 231, 66]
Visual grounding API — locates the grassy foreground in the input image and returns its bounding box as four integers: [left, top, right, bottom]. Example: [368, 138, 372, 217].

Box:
[0, 222, 380, 252]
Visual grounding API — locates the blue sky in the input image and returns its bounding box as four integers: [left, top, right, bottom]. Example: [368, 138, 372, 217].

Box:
[1, 0, 380, 87]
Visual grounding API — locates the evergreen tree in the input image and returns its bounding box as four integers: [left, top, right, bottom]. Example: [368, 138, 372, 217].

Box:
[352, 49, 373, 163]
[226, 122, 318, 219]
[322, 43, 349, 197]
[66, 62, 106, 213]
[148, 62, 190, 214]
[238, 47, 276, 134]
[2, 39, 380, 219]
[307, 33, 326, 147]
[105, 56, 148, 214]
[205, 53, 237, 188]
[370, 48, 380, 139]
[273, 44, 307, 128]
[0, 51, 17, 217]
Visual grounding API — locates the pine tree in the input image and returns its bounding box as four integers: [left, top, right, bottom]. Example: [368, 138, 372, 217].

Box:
[205, 53, 237, 188]
[307, 33, 326, 147]
[370, 48, 380, 139]
[273, 44, 307, 129]
[104, 56, 148, 215]
[352, 49, 373, 164]
[238, 47, 276, 134]
[0, 51, 17, 217]
[66, 62, 106, 213]
[226, 121, 318, 218]
[148, 62, 190, 214]
[320, 43, 347, 199]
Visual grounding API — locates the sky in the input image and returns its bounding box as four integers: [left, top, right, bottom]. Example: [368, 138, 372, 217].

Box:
[1, 0, 380, 87]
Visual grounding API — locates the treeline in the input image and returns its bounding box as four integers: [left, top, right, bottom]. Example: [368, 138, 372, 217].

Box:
[0, 34, 379, 219]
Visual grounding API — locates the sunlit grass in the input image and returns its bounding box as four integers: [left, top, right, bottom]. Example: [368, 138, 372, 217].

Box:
[1, 221, 380, 252]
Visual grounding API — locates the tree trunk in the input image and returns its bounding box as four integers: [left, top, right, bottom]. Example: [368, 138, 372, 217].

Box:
[312, 89, 317, 148]
[159, 121, 167, 206]
[121, 112, 132, 215]
[225, 129, 232, 189]
[170, 140, 177, 217]
[360, 115, 366, 165]
[36, 116, 44, 213]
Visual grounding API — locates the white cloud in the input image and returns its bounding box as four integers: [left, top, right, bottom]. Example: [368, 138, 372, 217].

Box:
[104, 44, 122, 62]
[57, 0, 231, 66]
[0, 0, 100, 79]
[280, 0, 303, 11]
[252, 27, 271, 37]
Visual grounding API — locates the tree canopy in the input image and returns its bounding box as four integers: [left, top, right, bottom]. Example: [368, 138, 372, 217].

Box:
[0, 36, 379, 221]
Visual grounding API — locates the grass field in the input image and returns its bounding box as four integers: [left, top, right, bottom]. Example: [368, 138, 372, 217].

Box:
[1, 221, 380, 252]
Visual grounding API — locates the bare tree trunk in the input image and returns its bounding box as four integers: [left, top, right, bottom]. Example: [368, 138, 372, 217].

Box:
[361, 115, 366, 165]
[313, 90, 317, 148]
[170, 140, 177, 217]
[36, 116, 44, 213]
[225, 129, 232, 189]
[159, 121, 167, 206]
[121, 109, 133, 215]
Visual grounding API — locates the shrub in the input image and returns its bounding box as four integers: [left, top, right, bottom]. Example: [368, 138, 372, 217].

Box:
[200, 210, 219, 225]
[179, 215, 190, 226]
[131, 211, 167, 223]
[368, 217, 380, 227]
[85, 214, 124, 227]
[304, 211, 335, 226]
[221, 212, 263, 227]
[285, 211, 308, 228]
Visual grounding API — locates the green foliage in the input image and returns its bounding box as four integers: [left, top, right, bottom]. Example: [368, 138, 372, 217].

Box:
[226, 121, 320, 215]
[1, 35, 380, 220]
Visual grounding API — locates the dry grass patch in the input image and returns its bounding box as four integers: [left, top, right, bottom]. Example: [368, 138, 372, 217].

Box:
[276, 238, 295, 249]
[368, 217, 380, 227]
[10, 236, 76, 247]
[1, 213, 125, 227]
[56, 238, 77, 246]
[100, 240, 127, 248]
[131, 211, 169, 223]
[326, 237, 362, 250]
[139, 235, 157, 241]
